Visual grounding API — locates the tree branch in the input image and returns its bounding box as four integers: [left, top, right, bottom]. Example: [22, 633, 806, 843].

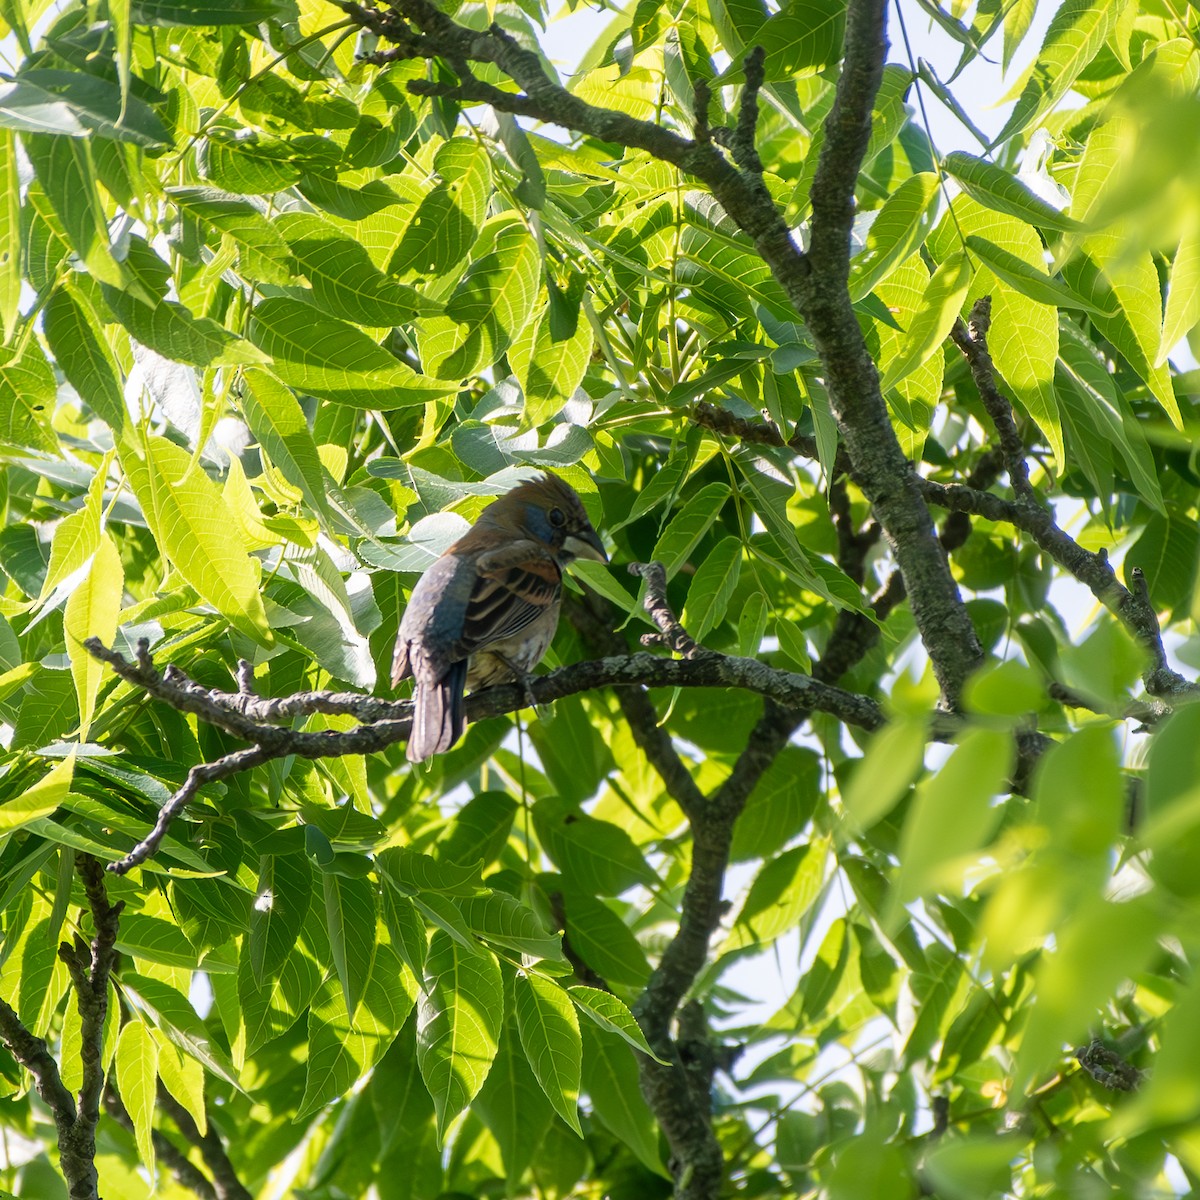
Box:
[89, 592, 892, 872]
[635, 700, 802, 1200]
[918, 481, 1198, 699]
[796, 0, 983, 707]
[0, 998, 78, 1167]
[157, 1085, 254, 1200]
[949, 297, 1037, 506]
[47, 855, 124, 1200]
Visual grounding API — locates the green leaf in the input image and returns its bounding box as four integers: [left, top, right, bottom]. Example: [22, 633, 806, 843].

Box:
[1127, 973, 1200, 1128]
[297, 945, 417, 1120]
[154, 1035, 207, 1140]
[849, 172, 940, 302]
[1057, 315, 1162, 511]
[533, 797, 656, 896]
[436, 790, 518, 867]
[459, 892, 565, 964]
[965, 235, 1112, 317]
[1158, 226, 1200, 365]
[249, 852, 313, 985]
[887, 729, 1012, 921]
[43, 283, 125, 430]
[120, 972, 240, 1088]
[16, 69, 168, 146]
[509, 301, 594, 429]
[707, 0, 768, 57]
[238, 945, 322, 1056]
[381, 888, 427, 982]
[200, 131, 302, 194]
[560, 892, 650, 986]
[759, 0, 846, 80]
[389, 139, 491, 277]
[870, 252, 939, 450]
[878, 252, 973, 393]
[0, 339, 57, 453]
[650, 482, 730, 578]
[515, 973, 582, 1134]
[120, 434, 271, 644]
[116, 913, 201, 969]
[569, 985, 663, 1061]
[0, 752, 73, 832]
[475, 1019, 555, 1189]
[102, 239, 265, 367]
[276, 210, 431, 326]
[964, 659, 1045, 718]
[0, 130, 20, 343]
[418, 215, 541, 381]
[1012, 893, 1161, 1096]
[378, 847, 482, 895]
[944, 151, 1082, 233]
[992, 0, 1125, 147]
[130, 0, 288, 22]
[734, 453, 863, 610]
[167, 186, 295, 286]
[1127, 513, 1199, 616]
[22, 134, 125, 287]
[723, 841, 827, 952]
[579, 1021, 666, 1176]
[323, 870, 377, 1021]
[737, 589, 768, 656]
[64, 534, 122, 740]
[115, 1021, 158, 1176]
[1062, 251, 1181, 427]
[681, 535, 742, 641]
[416, 930, 503, 1141]
[730, 746, 820, 861]
[239, 368, 331, 522]
[249, 297, 453, 408]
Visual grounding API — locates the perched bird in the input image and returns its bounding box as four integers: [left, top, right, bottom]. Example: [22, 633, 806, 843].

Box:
[393, 472, 607, 762]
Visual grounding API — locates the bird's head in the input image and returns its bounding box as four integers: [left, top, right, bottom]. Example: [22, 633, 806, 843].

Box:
[479, 473, 607, 565]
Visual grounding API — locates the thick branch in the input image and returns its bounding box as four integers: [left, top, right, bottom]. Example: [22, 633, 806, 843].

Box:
[0, 998, 78, 1151]
[74, 856, 122, 1131]
[635, 701, 802, 1200]
[796, 0, 983, 706]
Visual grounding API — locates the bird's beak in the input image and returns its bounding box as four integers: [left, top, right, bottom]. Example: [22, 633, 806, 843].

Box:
[564, 528, 608, 563]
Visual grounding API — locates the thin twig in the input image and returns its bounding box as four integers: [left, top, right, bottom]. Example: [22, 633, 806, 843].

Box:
[949, 297, 1037, 506]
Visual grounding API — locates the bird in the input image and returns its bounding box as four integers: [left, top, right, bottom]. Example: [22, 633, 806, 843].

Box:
[392, 472, 607, 762]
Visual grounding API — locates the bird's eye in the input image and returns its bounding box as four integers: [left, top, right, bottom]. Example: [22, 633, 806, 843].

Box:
[549, 507, 566, 527]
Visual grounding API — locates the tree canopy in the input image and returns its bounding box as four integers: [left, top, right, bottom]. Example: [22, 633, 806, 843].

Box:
[2, 0, 1200, 1197]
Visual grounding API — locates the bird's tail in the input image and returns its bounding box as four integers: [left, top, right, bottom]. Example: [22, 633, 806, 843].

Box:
[407, 659, 468, 762]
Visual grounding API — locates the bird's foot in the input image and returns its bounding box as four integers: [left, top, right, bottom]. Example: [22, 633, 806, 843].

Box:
[491, 654, 548, 717]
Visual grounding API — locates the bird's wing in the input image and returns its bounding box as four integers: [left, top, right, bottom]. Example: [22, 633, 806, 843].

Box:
[459, 540, 562, 652]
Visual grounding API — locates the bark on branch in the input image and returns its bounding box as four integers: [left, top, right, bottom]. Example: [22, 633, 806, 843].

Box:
[86, 569, 889, 874]
[0, 856, 123, 1200]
